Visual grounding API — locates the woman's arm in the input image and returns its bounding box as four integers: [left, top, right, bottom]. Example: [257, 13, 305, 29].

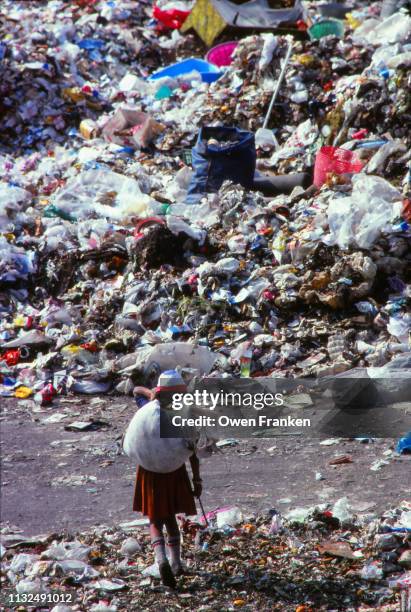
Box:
[133, 387, 155, 410]
[189, 453, 202, 497]
[133, 386, 155, 400]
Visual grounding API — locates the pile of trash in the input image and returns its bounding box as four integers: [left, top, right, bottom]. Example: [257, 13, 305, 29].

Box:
[1, 501, 410, 610]
[1, 0, 411, 403]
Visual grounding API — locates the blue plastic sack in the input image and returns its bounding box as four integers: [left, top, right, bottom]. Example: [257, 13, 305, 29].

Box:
[186, 126, 256, 203]
[396, 432, 411, 454]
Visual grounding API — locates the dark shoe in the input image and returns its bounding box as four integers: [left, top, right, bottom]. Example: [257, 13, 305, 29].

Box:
[159, 560, 176, 589]
[171, 563, 184, 576]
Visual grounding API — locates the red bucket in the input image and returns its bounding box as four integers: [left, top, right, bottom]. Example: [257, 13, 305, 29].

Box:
[314, 146, 363, 187]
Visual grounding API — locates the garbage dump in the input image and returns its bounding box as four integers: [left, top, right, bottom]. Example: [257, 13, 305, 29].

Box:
[0, 0, 411, 608]
[1, 0, 410, 400]
[1, 499, 411, 610]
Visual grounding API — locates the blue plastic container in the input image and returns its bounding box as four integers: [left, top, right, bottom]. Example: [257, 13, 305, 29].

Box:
[148, 58, 223, 84]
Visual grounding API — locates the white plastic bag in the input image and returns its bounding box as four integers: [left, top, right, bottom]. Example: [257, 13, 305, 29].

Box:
[10, 554, 39, 574]
[216, 507, 243, 527]
[331, 497, 352, 523]
[255, 128, 278, 150]
[123, 400, 193, 472]
[353, 13, 411, 45]
[16, 578, 48, 595]
[326, 175, 402, 249]
[166, 215, 206, 244]
[373, 12, 411, 44]
[53, 169, 154, 220]
[258, 33, 278, 71]
[44, 541, 91, 561]
[117, 342, 219, 375]
[56, 560, 100, 578]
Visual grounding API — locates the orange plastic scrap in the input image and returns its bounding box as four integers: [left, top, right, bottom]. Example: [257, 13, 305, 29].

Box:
[233, 600, 246, 607]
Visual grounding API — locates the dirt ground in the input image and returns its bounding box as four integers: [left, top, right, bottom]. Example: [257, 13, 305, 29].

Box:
[1, 396, 410, 537]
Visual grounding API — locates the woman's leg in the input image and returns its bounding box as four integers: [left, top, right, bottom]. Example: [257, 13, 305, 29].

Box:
[150, 519, 176, 588]
[164, 515, 182, 575]
[150, 520, 166, 563]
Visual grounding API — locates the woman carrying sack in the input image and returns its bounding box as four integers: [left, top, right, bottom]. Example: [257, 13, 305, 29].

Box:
[126, 371, 202, 589]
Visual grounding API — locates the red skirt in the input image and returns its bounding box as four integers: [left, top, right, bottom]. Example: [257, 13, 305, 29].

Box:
[133, 464, 197, 522]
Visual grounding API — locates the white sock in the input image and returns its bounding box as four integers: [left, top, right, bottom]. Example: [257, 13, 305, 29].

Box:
[167, 535, 181, 570]
[152, 536, 167, 564]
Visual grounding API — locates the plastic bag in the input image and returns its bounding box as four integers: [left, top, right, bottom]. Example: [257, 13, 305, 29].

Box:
[361, 562, 384, 581]
[258, 33, 278, 71]
[314, 146, 363, 187]
[166, 215, 206, 244]
[10, 554, 39, 574]
[53, 169, 154, 220]
[120, 537, 141, 557]
[0, 238, 37, 284]
[44, 541, 91, 561]
[366, 139, 406, 174]
[153, 4, 190, 29]
[255, 128, 278, 150]
[372, 12, 411, 44]
[0, 182, 31, 221]
[16, 578, 48, 595]
[326, 175, 402, 249]
[117, 342, 219, 376]
[285, 506, 313, 524]
[387, 314, 411, 343]
[122, 399, 193, 472]
[102, 106, 164, 149]
[186, 126, 256, 203]
[56, 560, 100, 578]
[215, 506, 243, 527]
[331, 497, 352, 523]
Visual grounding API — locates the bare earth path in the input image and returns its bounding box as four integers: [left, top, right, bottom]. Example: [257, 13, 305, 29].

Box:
[1, 397, 410, 536]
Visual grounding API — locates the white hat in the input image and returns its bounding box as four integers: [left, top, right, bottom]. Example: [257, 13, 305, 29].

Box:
[155, 369, 187, 393]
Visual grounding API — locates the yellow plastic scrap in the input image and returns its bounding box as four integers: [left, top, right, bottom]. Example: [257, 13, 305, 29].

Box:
[61, 344, 81, 354]
[293, 53, 315, 66]
[13, 316, 26, 327]
[181, 0, 226, 47]
[272, 231, 287, 253]
[15, 386, 33, 399]
[62, 87, 85, 103]
[346, 13, 361, 29]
